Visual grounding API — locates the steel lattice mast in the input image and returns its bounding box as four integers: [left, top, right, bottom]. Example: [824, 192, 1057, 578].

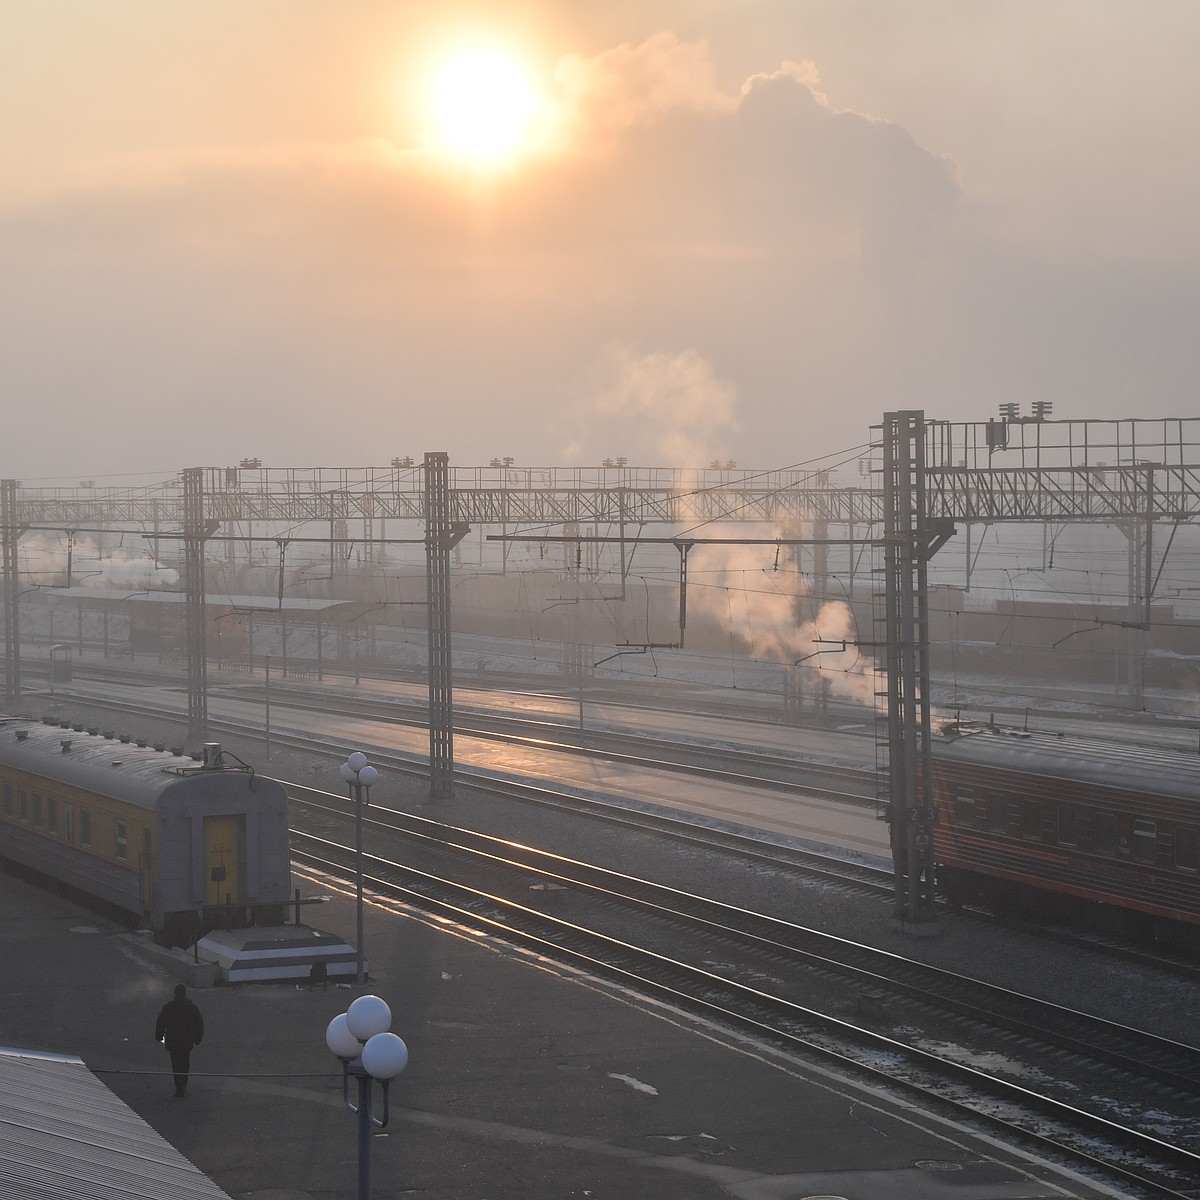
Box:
[424, 453, 455, 800]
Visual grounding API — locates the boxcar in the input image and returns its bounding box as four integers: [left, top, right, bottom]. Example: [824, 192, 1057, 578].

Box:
[930, 724, 1200, 946]
[0, 718, 291, 943]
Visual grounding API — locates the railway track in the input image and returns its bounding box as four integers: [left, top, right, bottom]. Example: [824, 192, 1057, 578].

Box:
[29, 678, 1200, 975]
[33, 657, 878, 805]
[26, 681, 895, 899]
[288, 788, 1200, 1199]
[240, 676, 877, 801]
[14, 671, 1200, 1190]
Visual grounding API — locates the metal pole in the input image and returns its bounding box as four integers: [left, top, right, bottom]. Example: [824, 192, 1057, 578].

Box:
[356, 1069, 372, 1200]
[264, 655, 271, 760]
[425, 452, 455, 799]
[2, 479, 22, 705]
[182, 467, 210, 741]
[354, 780, 364, 985]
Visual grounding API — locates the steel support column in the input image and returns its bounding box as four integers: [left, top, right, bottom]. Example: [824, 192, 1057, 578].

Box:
[880, 412, 940, 926]
[1118, 464, 1156, 708]
[425, 452, 454, 799]
[1122, 517, 1150, 708]
[2, 479, 22, 705]
[182, 467, 211, 741]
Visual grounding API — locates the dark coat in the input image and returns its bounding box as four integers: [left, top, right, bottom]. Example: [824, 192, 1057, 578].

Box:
[155, 996, 204, 1051]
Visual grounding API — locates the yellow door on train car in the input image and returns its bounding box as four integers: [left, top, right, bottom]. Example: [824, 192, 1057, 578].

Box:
[204, 815, 243, 907]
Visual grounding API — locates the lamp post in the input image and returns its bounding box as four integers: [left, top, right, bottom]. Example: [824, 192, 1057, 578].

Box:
[340, 751, 378, 984]
[326, 994, 408, 1200]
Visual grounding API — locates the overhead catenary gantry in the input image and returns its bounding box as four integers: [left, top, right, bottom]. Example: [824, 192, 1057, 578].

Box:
[876, 412, 1200, 926]
[5, 414, 1200, 918]
[7, 463, 879, 528]
[1, 479, 23, 705]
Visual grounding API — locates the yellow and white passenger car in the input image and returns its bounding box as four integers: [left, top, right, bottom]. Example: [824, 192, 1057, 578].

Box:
[0, 717, 290, 943]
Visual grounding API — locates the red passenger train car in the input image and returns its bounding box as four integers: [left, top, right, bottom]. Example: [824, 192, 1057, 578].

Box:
[930, 725, 1200, 948]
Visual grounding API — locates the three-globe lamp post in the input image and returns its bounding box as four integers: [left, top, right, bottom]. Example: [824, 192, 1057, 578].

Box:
[326, 994, 408, 1200]
[340, 751, 378, 984]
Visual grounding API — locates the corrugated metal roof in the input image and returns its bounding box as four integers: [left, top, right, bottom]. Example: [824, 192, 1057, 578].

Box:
[0, 721, 270, 812]
[0, 721, 196, 811]
[0, 1047, 233, 1200]
[45, 587, 350, 612]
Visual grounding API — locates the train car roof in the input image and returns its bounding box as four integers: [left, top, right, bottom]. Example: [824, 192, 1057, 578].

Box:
[0, 720, 248, 811]
[933, 725, 1200, 802]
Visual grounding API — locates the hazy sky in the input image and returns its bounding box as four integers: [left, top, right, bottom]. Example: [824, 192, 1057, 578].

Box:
[3, 1, 1197, 480]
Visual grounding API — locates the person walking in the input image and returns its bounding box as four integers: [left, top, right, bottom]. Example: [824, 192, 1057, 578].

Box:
[155, 983, 205, 1097]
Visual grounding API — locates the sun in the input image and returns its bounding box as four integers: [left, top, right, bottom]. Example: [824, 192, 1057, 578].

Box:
[427, 48, 542, 167]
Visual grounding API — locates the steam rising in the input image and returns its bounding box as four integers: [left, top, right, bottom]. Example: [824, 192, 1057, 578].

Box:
[19, 532, 178, 589]
[670, 533, 879, 708]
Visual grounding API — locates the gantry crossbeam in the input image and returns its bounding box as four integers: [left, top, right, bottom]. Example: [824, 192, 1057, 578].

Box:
[924, 466, 1200, 522]
[922, 415, 1200, 522]
[12, 467, 879, 529]
[17, 466, 1200, 528]
[15, 416, 1200, 531]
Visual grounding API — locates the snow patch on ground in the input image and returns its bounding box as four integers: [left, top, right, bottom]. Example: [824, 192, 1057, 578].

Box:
[607, 1072, 659, 1096]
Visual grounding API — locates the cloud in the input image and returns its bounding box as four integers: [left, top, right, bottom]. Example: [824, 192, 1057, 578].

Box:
[730, 65, 959, 276]
[550, 30, 737, 145]
[0, 31, 977, 477]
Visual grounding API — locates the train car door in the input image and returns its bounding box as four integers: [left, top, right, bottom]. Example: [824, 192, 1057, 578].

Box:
[204, 815, 244, 907]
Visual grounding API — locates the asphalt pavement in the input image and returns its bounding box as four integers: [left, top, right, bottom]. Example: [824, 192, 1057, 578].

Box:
[0, 866, 1127, 1200]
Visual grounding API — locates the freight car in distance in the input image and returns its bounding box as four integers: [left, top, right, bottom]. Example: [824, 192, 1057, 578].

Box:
[0, 717, 291, 944]
[931, 723, 1200, 950]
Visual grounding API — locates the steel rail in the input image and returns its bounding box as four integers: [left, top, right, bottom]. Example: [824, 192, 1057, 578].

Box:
[24, 656, 879, 803]
[291, 833, 1200, 1198]
[25, 684, 894, 896]
[290, 786, 1200, 1094]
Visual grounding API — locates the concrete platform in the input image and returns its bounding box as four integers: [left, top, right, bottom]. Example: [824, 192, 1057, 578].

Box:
[0, 867, 1128, 1200]
[197, 925, 360, 984]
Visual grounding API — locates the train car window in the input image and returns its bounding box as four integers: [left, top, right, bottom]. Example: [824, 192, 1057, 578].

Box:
[80, 808, 92, 847]
[18, 789, 28, 821]
[64, 804, 74, 844]
[1177, 826, 1199, 872]
[1057, 804, 1079, 846]
[1021, 799, 1042, 840]
[115, 820, 128, 860]
[1094, 811, 1118, 855]
[954, 788, 975, 824]
[47, 799, 58, 835]
[32, 793, 42, 826]
[1132, 819, 1157, 863]
[2, 781, 11, 817]
[987, 796, 1008, 832]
